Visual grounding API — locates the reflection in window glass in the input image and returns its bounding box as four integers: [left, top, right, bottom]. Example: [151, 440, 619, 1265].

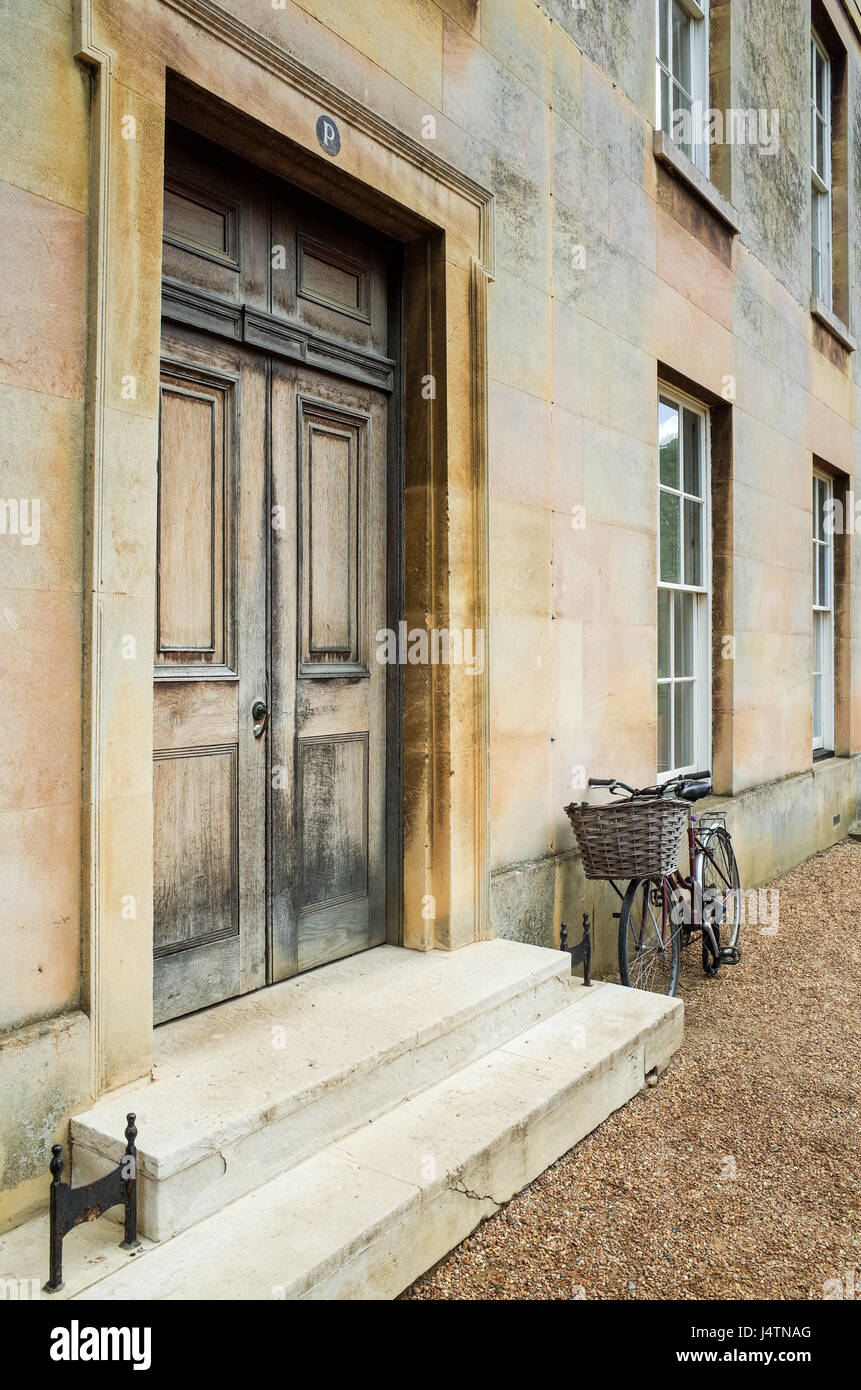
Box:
[674, 591, 695, 678]
[684, 498, 703, 586]
[674, 679, 695, 770]
[658, 587, 671, 679]
[658, 683, 672, 774]
[656, 0, 707, 171]
[660, 491, 681, 584]
[683, 408, 702, 494]
[672, 2, 692, 93]
[657, 388, 710, 777]
[810, 33, 832, 308]
[659, 399, 680, 487]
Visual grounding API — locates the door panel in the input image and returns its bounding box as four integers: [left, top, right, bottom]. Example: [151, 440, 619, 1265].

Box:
[299, 398, 366, 672]
[270, 364, 388, 979]
[153, 329, 267, 1023]
[297, 735, 368, 909]
[270, 190, 389, 355]
[153, 744, 238, 953]
[156, 368, 230, 668]
[161, 123, 269, 308]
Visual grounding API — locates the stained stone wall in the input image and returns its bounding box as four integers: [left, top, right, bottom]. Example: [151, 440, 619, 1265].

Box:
[2, 0, 861, 1229]
[0, 0, 90, 1035]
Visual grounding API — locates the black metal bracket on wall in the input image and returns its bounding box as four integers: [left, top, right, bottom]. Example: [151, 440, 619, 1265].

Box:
[43, 1113, 141, 1294]
[560, 913, 592, 986]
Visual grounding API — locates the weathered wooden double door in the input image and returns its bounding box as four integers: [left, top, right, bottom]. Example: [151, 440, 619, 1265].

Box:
[153, 130, 396, 1022]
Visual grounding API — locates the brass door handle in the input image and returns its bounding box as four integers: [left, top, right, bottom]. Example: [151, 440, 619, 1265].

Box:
[252, 699, 268, 739]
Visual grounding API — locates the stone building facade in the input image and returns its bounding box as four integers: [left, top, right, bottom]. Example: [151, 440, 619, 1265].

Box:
[1, 0, 860, 1272]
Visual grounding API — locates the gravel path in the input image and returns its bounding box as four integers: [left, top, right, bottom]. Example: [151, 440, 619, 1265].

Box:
[405, 840, 861, 1300]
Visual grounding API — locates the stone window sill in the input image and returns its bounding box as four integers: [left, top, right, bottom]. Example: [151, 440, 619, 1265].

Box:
[653, 131, 741, 234]
[810, 296, 856, 353]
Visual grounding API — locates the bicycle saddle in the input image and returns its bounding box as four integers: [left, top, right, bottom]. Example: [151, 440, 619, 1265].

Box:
[678, 778, 712, 802]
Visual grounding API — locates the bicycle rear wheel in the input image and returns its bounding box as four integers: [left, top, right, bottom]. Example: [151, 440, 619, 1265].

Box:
[618, 877, 681, 996]
[695, 825, 741, 951]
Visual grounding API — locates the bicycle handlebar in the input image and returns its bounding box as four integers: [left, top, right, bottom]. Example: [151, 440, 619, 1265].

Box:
[587, 770, 712, 797]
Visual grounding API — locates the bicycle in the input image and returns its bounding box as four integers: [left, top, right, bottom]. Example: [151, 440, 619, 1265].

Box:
[566, 771, 742, 997]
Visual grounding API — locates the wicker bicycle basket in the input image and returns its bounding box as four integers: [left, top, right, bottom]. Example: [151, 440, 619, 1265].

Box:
[564, 797, 688, 881]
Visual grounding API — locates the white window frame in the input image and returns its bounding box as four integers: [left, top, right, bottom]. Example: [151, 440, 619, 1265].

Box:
[656, 0, 710, 175]
[811, 30, 833, 308]
[812, 470, 835, 754]
[657, 385, 712, 783]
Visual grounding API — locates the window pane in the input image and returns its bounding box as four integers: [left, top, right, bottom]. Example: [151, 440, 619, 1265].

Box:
[813, 477, 822, 538]
[813, 610, 824, 674]
[817, 543, 828, 607]
[674, 590, 694, 677]
[683, 408, 702, 495]
[674, 680, 694, 769]
[672, 84, 692, 158]
[658, 0, 670, 66]
[813, 43, 825, 113]
[659, 67, 671, 136]
[672, 1, 691, 91]
[658, 587, 671, 679]
[660, 491, 681, 583]
[812, 188, 823, 255]
[813, 672, 822, 742]
[684, 498, 703, 586]
[658, 682, 672, 774]
[659, 399, 680, 487]
[814, 112, 826, 180]
[818, 478, 830, 540]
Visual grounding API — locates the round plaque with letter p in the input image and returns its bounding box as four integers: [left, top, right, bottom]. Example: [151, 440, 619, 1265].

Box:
[316, 115, 341, 157]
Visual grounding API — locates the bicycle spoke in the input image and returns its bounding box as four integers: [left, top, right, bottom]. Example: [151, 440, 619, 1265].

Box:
[706, 848, 731, 888]
[624, 882, 678, 992]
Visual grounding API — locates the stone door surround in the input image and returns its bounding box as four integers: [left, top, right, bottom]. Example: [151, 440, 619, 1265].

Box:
[73, 0, 494, 1095]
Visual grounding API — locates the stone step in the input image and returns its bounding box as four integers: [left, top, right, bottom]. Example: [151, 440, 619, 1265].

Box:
[74, 982, 682, 1301]
[71, 941, 572, 1241]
